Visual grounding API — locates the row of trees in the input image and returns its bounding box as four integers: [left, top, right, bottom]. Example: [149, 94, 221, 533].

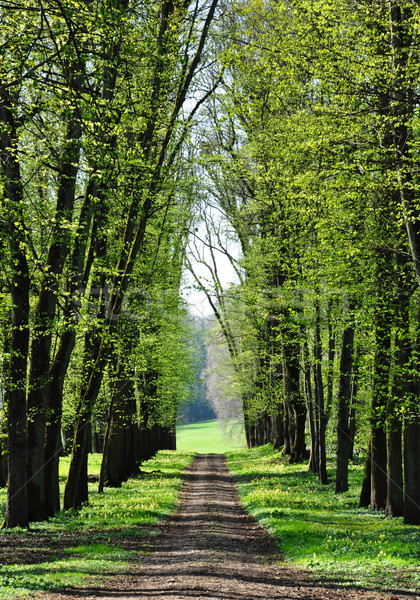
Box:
[0, 0, 220, 528]
[2, 0, 420, 533]
[189, 0, 420, 525]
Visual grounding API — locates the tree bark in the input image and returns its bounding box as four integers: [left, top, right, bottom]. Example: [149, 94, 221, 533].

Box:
[303, 337, 317, 473]
[335, 323, 355, 493]
[386, 252, 410, 517]
[370, 298, 391, 510]
[27, 81, 83, 522]
[404, 416, 420, 524]
[314, 299, 328, 483]
[1, 84, 31, 528]
[359, 435, 372, 508]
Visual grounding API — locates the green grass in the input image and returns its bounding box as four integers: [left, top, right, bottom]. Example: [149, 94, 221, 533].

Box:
[0, 450, 194, 599]
[176, 419, 246, 453]
[227, 445, 420, 593]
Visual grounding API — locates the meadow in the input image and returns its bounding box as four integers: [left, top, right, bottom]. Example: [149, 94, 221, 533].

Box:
[176, 418, 246, 452]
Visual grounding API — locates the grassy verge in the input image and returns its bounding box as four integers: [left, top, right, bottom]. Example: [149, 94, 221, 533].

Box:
[0, 450, 194, 599]
[176, 419, 246, 453]
[227, 445, 420, 593]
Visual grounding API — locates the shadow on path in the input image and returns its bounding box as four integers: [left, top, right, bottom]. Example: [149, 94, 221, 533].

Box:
[43, 454, 418, 600]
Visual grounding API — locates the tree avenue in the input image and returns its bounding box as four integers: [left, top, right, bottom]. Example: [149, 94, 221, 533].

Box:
[1, 0, 420, 532]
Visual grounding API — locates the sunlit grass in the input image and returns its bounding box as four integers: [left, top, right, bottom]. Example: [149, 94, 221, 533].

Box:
[0, 450, 194, 598]
[227, 445, 420, 593]
[176, 419, 246, 453]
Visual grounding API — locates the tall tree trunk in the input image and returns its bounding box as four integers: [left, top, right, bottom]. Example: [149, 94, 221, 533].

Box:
[404, 295, 420, 524]
[335, 320, 355, 493]
[371, 289, 391, 510]
[314, 299, 328, 483]
[27, 88, 83, 522]
[404, 416, 420, 525]
[1, 86, 31, 528]
[386, 252, 410, 517]
[302, 332, 318, 474]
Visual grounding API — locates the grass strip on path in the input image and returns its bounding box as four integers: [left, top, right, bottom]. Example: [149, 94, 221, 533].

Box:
[227, 444, 420, 594]
[0, 450, 194, 599]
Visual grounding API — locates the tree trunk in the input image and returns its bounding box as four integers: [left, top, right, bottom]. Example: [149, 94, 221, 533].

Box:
[359, 435, 372, 508]
[404, 416, 420, 524]
[100, 363, 140, 489]
[326, 298, 336, 420]
[314, 299, 328, 483]
[386, 253, 410, 517]
[270, 412, 284, 451]
[335, 322, 355, 493]
[63, 274, 108, 509]
[1, 86, 31, 528]
[403, 294, 420, 524]
[370, 305, 391, 510]
[4, 247, 30, 528]
[303, 339, 317, 473]
[348, 348, 359, 460]
[63, 403, 90, 510]
[27, 99, 83, 522]
[44, 328, 76, 516]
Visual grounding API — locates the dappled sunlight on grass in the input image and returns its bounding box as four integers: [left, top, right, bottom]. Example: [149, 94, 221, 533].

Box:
[0, 450, 195, 599]
[227, 445, 420, 592]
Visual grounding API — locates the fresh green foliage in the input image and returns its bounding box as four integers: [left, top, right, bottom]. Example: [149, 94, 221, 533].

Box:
[227, 446, 420, 592]
[177, 419, 246, 453]
[0, 451, 194, 598]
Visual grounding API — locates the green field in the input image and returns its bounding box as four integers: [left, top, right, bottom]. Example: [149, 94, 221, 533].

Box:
[176, 419, 246, 453]
[227, 444, 420, 592]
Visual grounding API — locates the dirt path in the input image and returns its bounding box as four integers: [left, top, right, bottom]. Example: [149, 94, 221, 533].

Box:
[46, 454, 416, 600]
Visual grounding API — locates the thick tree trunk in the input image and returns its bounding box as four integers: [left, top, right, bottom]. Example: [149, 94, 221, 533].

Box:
[63, 359, 106, 509]
[335, 323, 355, 493]
[404, 295, 420, 524]
[242, 396, 252, 448]
[1, 87, 31, 528]
[404, 416, 420, 524]
[5, 250, 30, 528]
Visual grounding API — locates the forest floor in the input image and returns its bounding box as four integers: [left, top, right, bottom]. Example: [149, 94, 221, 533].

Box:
[40, 454, 418, 600]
